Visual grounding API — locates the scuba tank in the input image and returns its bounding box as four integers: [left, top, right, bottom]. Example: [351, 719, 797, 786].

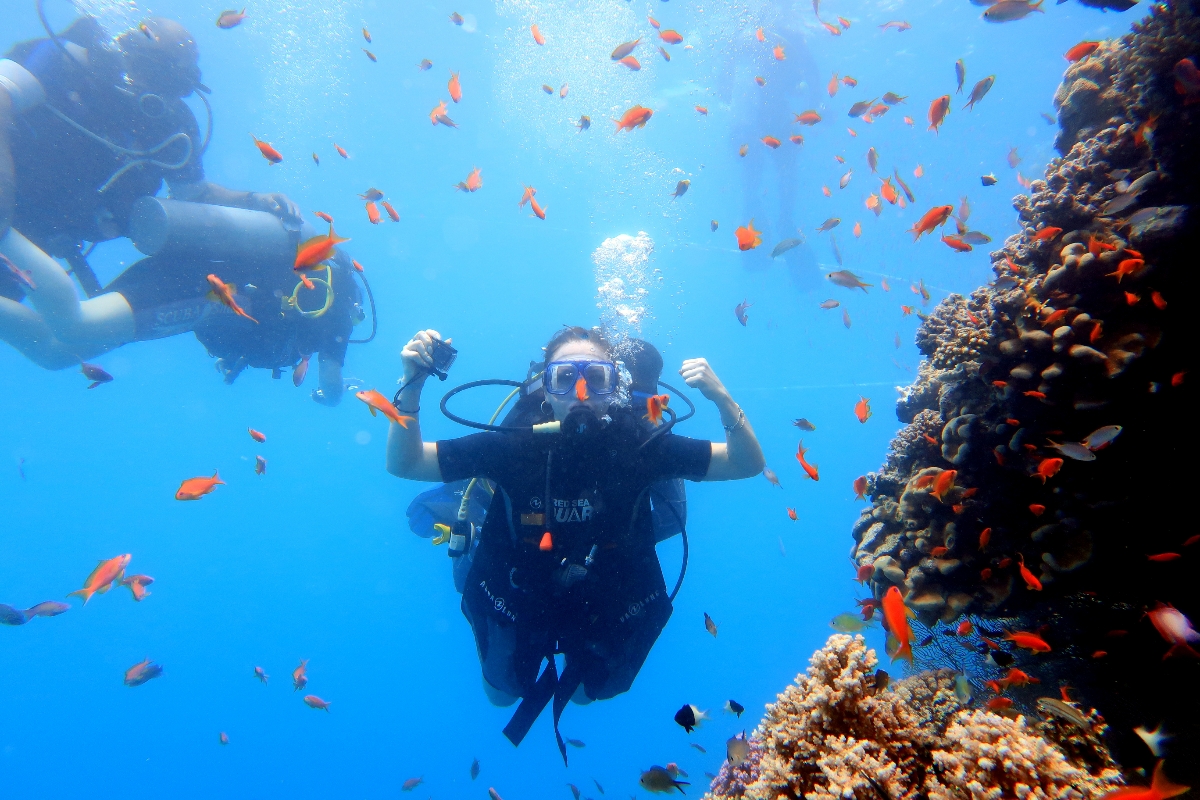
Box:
[129, 197, 295, 266]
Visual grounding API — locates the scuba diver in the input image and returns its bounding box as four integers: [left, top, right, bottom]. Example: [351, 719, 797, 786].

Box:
[0, 14, 344, 388]
[386, 325, 765, 761]
[405, 337, 689, 590]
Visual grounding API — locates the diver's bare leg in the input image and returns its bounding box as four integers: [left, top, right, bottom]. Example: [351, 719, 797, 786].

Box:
[0, 228, 135, 346]
[0, 296, 112, 369]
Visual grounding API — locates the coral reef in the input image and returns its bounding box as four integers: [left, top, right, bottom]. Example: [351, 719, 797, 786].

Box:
[850, 0, 1199, 776]
[703, 635, 1123, 800]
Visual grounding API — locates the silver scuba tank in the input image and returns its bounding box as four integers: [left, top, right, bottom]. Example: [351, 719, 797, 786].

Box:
[129, 197, 295, 266]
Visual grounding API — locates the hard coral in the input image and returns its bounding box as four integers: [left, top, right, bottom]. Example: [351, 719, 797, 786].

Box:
[928, 710, 1123, 800]
[704, 636, 1123, 800]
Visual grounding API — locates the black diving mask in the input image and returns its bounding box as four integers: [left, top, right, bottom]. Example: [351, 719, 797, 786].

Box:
[543, 360, 618, 396]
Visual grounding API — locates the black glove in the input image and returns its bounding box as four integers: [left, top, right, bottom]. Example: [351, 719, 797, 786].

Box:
[250, 192, 302, 224]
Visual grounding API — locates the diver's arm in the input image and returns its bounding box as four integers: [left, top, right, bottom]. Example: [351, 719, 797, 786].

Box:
[0, 87, 15, 237]
[169, 181, 302, 224]
[311, 353, 344, 406]
[385, 329, 446, 482]
[679, 358, 766, 481]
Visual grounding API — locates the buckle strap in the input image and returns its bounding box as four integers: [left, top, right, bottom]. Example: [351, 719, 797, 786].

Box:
[501, 655, 584, 766]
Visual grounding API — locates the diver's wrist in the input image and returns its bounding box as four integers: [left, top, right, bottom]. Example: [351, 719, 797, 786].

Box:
[713, 391, 738, 421]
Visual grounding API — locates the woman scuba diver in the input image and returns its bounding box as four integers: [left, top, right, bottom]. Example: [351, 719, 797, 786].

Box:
[385, 325, 764, 761]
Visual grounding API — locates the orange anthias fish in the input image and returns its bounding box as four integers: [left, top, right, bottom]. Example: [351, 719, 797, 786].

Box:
[519, 185, 537, 207]
[1032, 226, 1063, 241]
[381, 200, 400, 222]
[216, 8, 247, 28]
[455, 167, 483, 192]
[294, 224, 350, 271]
[928, 95, 950, 134]
[795, 440, 819, 481]
[619, 56, 642, 71]
[366, 201, 381, 224]
[313, 211, 333, 223]
[1017, 553, 1042, 591]
[529, 195, 547, 220]
[356, 389, 415, 428]
[882, 586, 914, 663]
[121, 574, 154, 602]
[908, 205, 955, 240]
[293, 659, 308, 691]
[1003, 630, 1051, 653]
[250, 134, 282, 164]
[334, 143, 349, 158]
[175, 471, 224, 501]
[795, 110, 822, 125]
[880, 178, 898, 205]
[773, 44, 785, 60]
[574, 376, 589, 402]
[735, 220, 763, 251]
[854, 396, 871, 423]
[931, 469, 957, 502]
[614, 105, 653, 132]
[124, 659, 163, 687]
[1064, 41, 1101, 62]
[68, 554, 131, 604]
[531, 24, 545, 45]
[787, 507, 798, 521]
[762, 136, 782, 148]
[248, 428, 266, 443]
[304, 695, 332, 712]
[448, 71, 462, 103]
[206, 275, 258, 323]
[853, 476, 868, 500]
[659, 29, 684, 44]
[828, 73, 840, 97]
[430, 100, 448, 125]
[646, 393, 670, 426]
[1099, 761, 1190, 800]
[1034, 457, 1063, 483]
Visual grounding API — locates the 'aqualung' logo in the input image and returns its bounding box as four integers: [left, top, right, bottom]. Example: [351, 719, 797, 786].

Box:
[619, 589, 662, 623]
[479, 580, 516, 622]
[553, 497, 593, 523]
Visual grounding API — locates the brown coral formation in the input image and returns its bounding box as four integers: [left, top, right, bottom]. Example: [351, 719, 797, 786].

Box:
[704, 635, 1123, 800]
[851, 0, 1199, 774]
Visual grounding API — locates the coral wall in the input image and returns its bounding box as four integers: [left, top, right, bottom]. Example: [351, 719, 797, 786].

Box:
[849, 0, 1198, 775]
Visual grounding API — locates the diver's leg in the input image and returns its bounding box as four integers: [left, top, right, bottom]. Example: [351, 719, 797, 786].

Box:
[312, 353, 344, 406]
[0, 296, 105, 369]
[0, 228, 134, 345]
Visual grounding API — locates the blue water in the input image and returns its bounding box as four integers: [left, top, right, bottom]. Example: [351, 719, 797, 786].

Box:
[1, 0, 1141, 796]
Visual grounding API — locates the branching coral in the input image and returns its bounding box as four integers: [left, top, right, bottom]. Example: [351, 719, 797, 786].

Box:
[928, 710, 1123, 800]
[703, 636, 1123, 800]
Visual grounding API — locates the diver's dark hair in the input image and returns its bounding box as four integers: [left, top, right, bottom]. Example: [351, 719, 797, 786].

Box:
[542, 325, 614, 368]
[624, 338, 663, 394]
